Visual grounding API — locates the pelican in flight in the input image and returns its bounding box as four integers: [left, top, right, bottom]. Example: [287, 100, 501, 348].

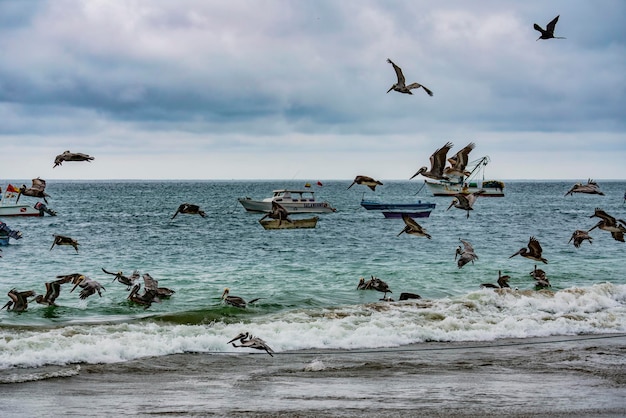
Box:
[588, 208, 626, 242]
[53, 150, 95, 168]
[565, 179, 604, 196]
[227, 332, 275, 357]
[534, 15, 565, 41]
[530, 265, 551, 289]
[447, 190, 485, 218]
[102, 268, 139, 290]
[568, 230, 593, 248]
[50, 234, 80, 253]
[142, 273, 175, 298]
[397, 213, 431, 239]
[260, 201, 292, 225]
[386, 58, 433, 96]
[510, 236, 548, 264]
[2, 289, 36, 312]
[455, 238, 478, 269]
[444, 142, 475, 178]
[481, 270, 511, 289]
[347, 175, 383, 191]
[16, 177, 50, 204]
[70, 275, 106, 300]
[127, 283, 160, 309]
[34, 277, 72, 306]
[171, 203, 206, 219]
[221, 288, 262, 309]
[410, 142, 453, 180]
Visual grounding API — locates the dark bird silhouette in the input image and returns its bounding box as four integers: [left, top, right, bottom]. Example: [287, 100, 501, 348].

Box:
[171, 203, 206, 219]
[142, 273, 175, 298]
[102, 268, 139, 290]
[568, 230, 593, 248]
[386, 58, 433, 96]
[227, 332, 274, 357]
[397, 213, 432, 239]
[53, 150, 95, 168]
[529, 265, 551, 289]
[2, 289, 36, 312]
[588, 208, 626, 242]
[410, 142, 453, 180]
[447, 190, 485, 218]
[221, 288, 261, 308]
[50, 234, 79, 253]
[70, 275, 105, 300]
[509, 236, 548, 264]
[34, 277, 72, 306]
[444, 142, 475, 178]
[347, 175, 383, 191]
[127, 283, 160, 309]
[565, 179, 604, 196]
[534, 15, 565, 40]
[16, 177, 50, 204]
[481, 270, 511, 289]
[455, 238, 478, 268]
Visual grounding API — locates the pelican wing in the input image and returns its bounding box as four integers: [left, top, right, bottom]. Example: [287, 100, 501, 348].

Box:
[459, 238, 474, 254]
[430, 142, 453, 177]
[448, 143, 475, 171]
[142, 273, 159, 292]
[546, 15, 559, 34]
[591, 208, 615, 224]
[387, 59, 406, 85]
[31, 177, 47, 192]
[528, 236, 543, 256]
[401, 213, 421, 230]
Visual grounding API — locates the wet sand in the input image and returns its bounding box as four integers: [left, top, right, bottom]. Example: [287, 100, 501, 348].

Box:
[1, 334, 625, 417]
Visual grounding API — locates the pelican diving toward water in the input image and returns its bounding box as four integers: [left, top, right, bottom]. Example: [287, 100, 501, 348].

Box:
[564, 179, 604, 196]
[568, 230, 593, 248]
[171, 203, 206, 219]
[102, 268, 139, 290]
[386, 58, 433, 96]
[509, 236, 548, 264]
[534, 15, 565, 41]
[447, 190, 485, 218]
[2, 289, 36, 312]
[221, 288, 262, 308]
[410, 142, 453, 180]
[70, 275, 106, 300]
[455, 238, 478, 269]
[16, 177, 50, 204]
[50, 234, 80, 253]
[397, 213, 431, 239]
[227, 332, 275, 357]
[34, 276, 72, 306]
[481, 270, 511, 289]
[347, 175, 383, 192]
[53, 150, 95, 168]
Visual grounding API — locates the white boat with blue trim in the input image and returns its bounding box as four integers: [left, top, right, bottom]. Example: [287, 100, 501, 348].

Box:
[238, 189, 336, 214]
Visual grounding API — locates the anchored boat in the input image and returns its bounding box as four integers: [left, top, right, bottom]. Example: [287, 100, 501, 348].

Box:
[239, 189, 336, 214]
[259, 216, 319, 230]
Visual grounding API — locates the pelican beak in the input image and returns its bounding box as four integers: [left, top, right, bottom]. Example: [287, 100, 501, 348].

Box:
[347, 182, 355, 190]
[508, 250, 521, 259]
[447, 200, 455, 211]
[386, 86, 394, 93]
[227, 332, 246, 344]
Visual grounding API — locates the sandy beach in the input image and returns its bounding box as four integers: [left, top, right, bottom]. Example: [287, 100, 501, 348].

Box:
[1, 333, 624, 417]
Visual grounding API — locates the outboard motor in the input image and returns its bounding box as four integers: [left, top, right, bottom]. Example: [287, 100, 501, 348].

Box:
[0, 222, 23, 240]
[34, 202, 57, 216]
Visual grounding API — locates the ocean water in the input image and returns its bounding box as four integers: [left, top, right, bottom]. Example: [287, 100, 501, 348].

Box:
[1, 179, 625, 386]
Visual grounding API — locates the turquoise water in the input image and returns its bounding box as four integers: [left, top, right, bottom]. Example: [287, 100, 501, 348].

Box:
[1, 180, 625, 374]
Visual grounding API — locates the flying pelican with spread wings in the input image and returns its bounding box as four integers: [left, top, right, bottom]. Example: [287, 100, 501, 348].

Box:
[347, 175, 383, 191]
[534, 15, 565, 41]
[227, 332, 275, 357]
[588, 208, 626, 242]
[16, 177, 50, 204]
[455, 238, 478, 269]
[447, 190, 485, 218]
[50, 234, 80, 253]
[171, 203, 206, 219]
[509, 236, 548, 264]
[53, 150, 95, 168]
[386, 59, 433, 96]
[397, 213, 432, 239]
[410, 142, 453, 180]
[564, 179, 604, 196]
[444, 142, 475, 178]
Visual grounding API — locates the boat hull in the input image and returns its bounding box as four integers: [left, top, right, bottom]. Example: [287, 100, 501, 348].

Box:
[382, 211, 432, 219]
[425, 180, 505, 197]
[0, 205, 43, 217]
[361, 200, 436, 211]
[238, 198, 335, 214]
[259, 217, 319, 230]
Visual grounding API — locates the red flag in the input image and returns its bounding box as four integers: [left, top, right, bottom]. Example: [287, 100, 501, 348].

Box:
[6, 184, 18, 193]
[316, 181, 323, 187]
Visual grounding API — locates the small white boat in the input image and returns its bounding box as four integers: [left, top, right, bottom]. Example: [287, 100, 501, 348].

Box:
[259, 216, 319, 230]
[423, 156, 505, 197]
[239, 189, 336, 214]
[0, 188, 56, 217]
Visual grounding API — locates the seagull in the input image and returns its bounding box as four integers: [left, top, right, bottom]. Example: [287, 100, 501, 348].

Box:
[34, 277, 72, 306]
[259, 201, 292, 225]
[529, 265, 551, 289]
[447, 190, 485, 218]
[444, 142, 475, 178]
[397, 213, 432, 239]
[53, 150, 95, 168]
[1, 289, 36, 312]
[386, 58, 433, 96]
[16, 177, 50, 204]
[510, 236, 548, 264]
[171, 203, 206, 219]
[534, 15, 565, 41]
[410, 142, 453, 180]
[565, 179, 604, 196]
[221, 288, 261, 308]
[142, 273, 175, 298]
[102, 268, 139, 290]
[347, 175, 383, 191]
[227, 332, 275, 357]
[568, 230, 593, 248]
[455, 238, 478, 269]
[481, 270, 511, 289]
[50, 234, 80, 253]
[70, 275, 106, 300]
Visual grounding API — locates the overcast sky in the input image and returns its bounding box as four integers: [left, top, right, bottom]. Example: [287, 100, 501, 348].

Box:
[1, 0, 625, 180]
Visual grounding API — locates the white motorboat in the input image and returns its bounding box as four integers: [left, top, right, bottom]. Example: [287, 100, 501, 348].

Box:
[423, 156, 505, 197]
[238, 189, 336, 214]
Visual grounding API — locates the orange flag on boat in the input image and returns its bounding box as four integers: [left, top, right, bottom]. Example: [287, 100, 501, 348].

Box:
[6, 184, 18, 193]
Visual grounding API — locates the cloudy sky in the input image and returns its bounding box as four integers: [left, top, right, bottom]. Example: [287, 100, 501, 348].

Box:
[1, 0, 624, 180]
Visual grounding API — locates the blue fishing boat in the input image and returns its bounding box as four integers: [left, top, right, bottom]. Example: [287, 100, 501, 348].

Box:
[360, 199, 436, 211]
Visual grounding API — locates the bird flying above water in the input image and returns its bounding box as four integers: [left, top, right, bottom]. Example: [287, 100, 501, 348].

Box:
[534, 15, 565, 40]
[410, 142, 453, 181]
[510, 236, 548, 264]
[347, 175, 383, 192]
[386, 59, 433, 96]
[227, 332, 275, 357]
[53, 150, 95, 168]
[397, 213, 431, 239]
